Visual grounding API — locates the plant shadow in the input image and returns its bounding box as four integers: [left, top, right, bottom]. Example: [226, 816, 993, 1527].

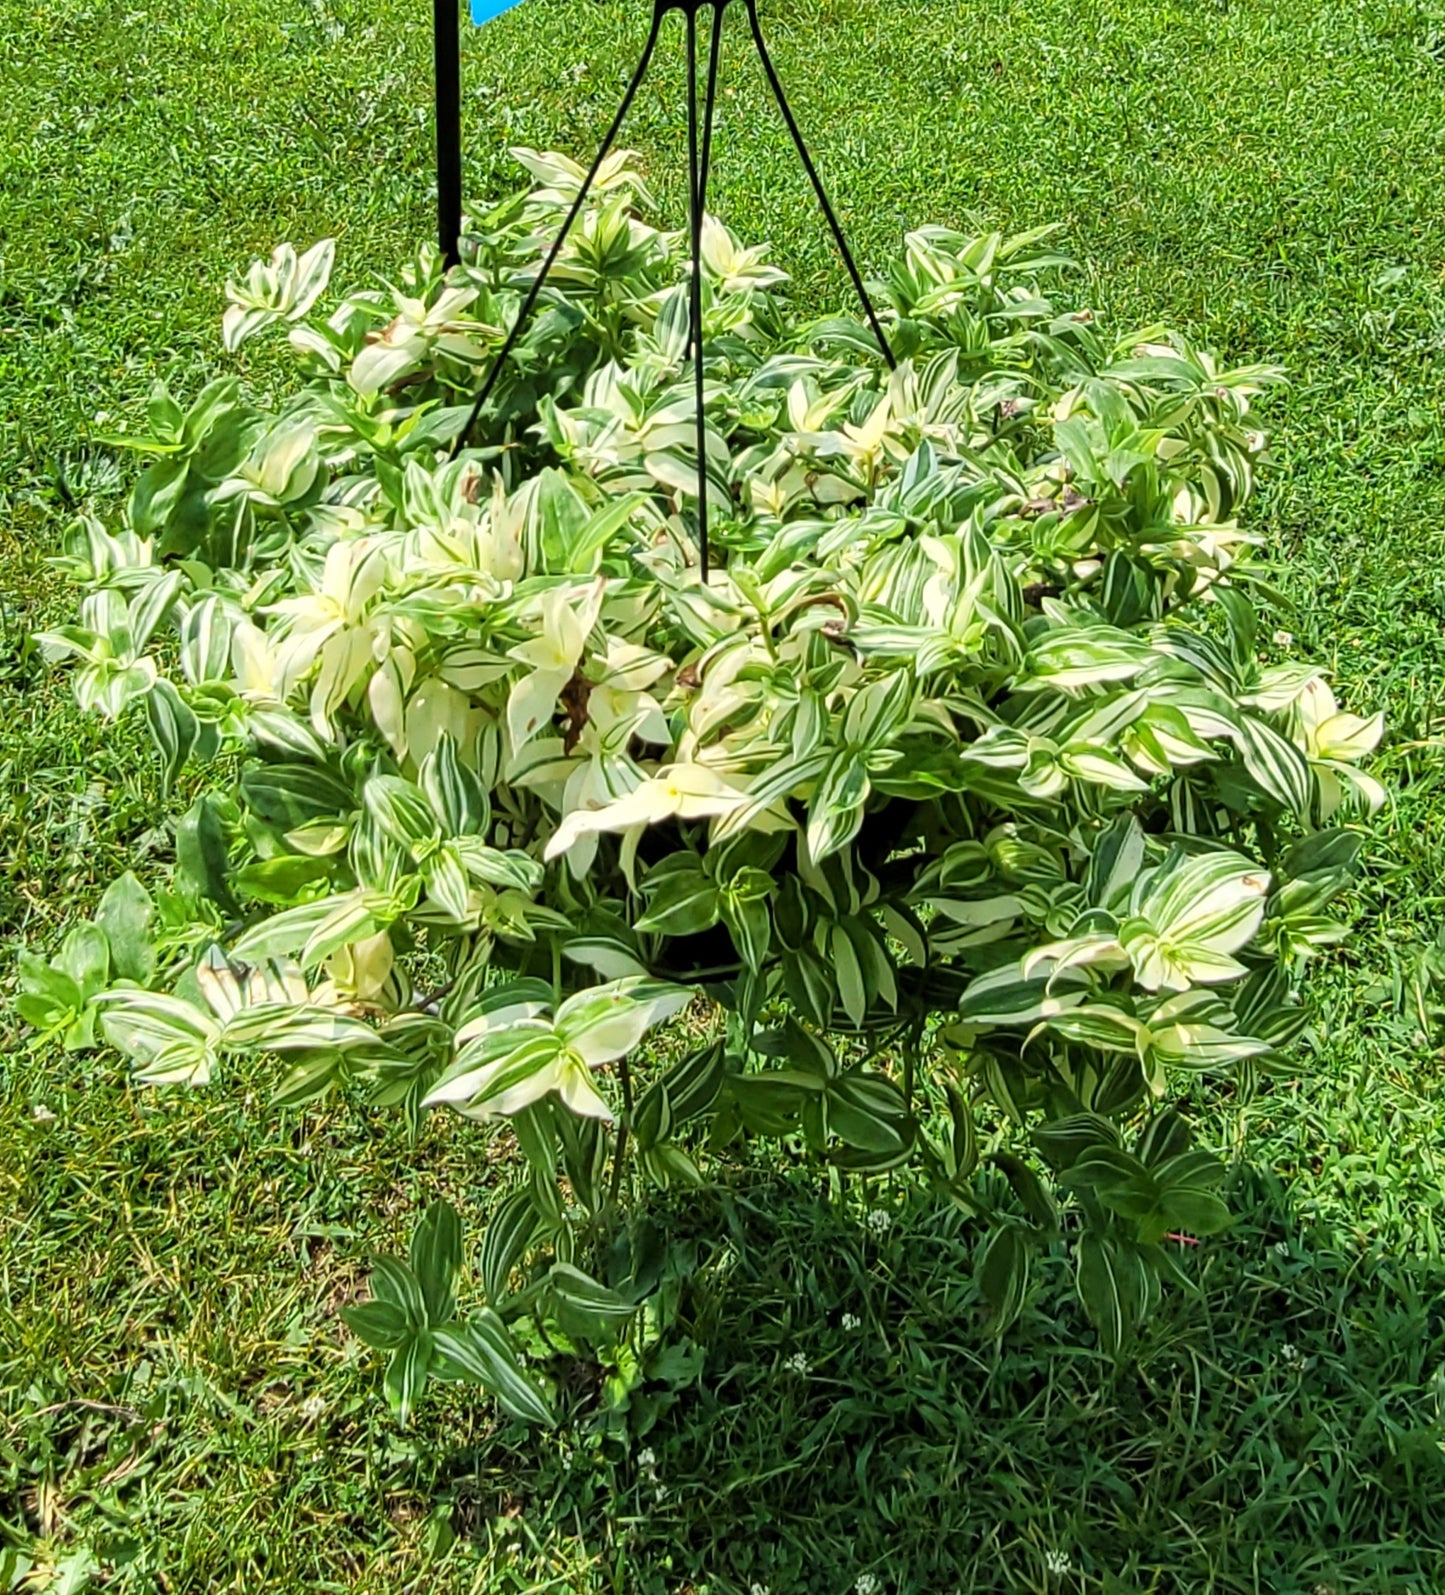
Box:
[423, 1157, 1445, 1595]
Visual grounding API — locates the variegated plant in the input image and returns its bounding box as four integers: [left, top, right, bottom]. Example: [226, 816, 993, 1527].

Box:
[25, 150, 1384, 1423]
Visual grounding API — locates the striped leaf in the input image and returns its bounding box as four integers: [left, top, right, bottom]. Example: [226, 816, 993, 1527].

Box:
[420, 733, 490, 836]
[145, 679, 198, 798]
[1122, 850, 1270, 992]
[955, 964, 1088, 1027]
[179, 594, 235, 686]
[433, 1314, 556, 1426]
[636, 855, 722, 937]
[409, 1201, 462, 1326]
[978, 1224, 1030, 1335]
[479, 1189, 541, 1307]
[383, 1332, 433, 1427]
[1236, 716, 1314, 818]
[1075, 1232, 1155, 1355]
[364, 774, 440, 852]
[805, 752, 870, 865]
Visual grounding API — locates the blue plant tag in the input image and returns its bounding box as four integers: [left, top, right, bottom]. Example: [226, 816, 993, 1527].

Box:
[470, 0, 524, 21]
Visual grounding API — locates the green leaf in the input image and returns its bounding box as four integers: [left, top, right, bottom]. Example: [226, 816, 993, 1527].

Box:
[1134, 1109, 1193, 1167]
[233, 854, 333, 905]
[1281, 827, 1365, 881]
[555, 1106, 609, 1209]
[944, 1083, 978, 1182]
[341, 1298, 410, 1350]
[979, 1049, 1029, 1128]
[433, 1313, 556, 1426]
[409, 1201, 462, 1326]
[57, 923, 110, 1001]
[978, 1224, 1030, 1335]
[548, 1262, 637, 1341]
[273, 1049, 345, 1106]
[420, 734, 490, 836]
[478, 1189, 540, 1306]
[1075, 1232, 1156, 1354]
[96, 872, 156, 985]
[129, 456, 189, 537]
[370, 1255, 428, 1332]
[383, 1331, 433, 1425]
[365, 774, 440, 852]
[1158, 1187, 1232, 1237]
[241, 764, 356, 829]
[1062, 1144, 1154, 1200]
[146, 380, 185, 444]
[826, 1071, 908, 1155]
[662, 1038, 727, 1122]
[146, 679, 198, 798]
[636, 855, 722, 937]
[830, 921, 868, 1028]
[877, 901, 928, 967]
[991, 1151, 1058, 1230]
[1031, 1113, 1119, 1170]
[782, 945, 835, 1028]
[632, 1076, 673, 1151]
[16, 952, 83, 1036]
[18, 950, 82, 1011]
[770, 1015, 835, 1078]
[720, 888, 772, 973]
[176, 796, 238, 914]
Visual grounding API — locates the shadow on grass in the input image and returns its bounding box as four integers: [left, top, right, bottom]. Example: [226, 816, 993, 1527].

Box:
[419, 1164, 1445, 1595]
[5, 1063, 1444, 1593]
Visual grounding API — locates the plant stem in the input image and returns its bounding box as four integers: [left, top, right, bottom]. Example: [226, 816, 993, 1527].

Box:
[608, 1050, 636, 1209]
[903, 1017, 924, 1116]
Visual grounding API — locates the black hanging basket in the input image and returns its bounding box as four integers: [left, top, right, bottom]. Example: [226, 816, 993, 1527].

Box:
[433, 0, 895, 574]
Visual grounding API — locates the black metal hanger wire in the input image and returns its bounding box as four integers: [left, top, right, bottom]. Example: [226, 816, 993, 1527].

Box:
[438, 0, 895, 576]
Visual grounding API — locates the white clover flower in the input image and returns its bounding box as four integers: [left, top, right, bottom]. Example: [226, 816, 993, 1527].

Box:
[750, 1584, 769, 1595]
[1045, 1548, 1071, 1576]
[1273, 1241, 1291, 1258]
[841, 1312, 861, 1331]
[1272, 629, 1294, 648]
[1281, 1342, 1301, 1364]
[855, 1575, 881, 1595]
[637, 1447, 657, 1469]
[865, 1208, 893, 1235]
[31, 1104, 57, 1124]
[783, 1352, 811, 1376]
[299, 1393, 327, 1421]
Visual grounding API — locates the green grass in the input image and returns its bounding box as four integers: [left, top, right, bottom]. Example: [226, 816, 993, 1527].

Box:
[4, 0, 1445, 1588]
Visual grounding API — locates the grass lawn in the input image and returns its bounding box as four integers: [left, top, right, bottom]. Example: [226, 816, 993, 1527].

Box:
[4, 0, 1445, 1589]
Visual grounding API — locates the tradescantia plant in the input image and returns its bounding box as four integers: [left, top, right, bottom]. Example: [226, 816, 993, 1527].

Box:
[26, 148, 1386, 1424]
